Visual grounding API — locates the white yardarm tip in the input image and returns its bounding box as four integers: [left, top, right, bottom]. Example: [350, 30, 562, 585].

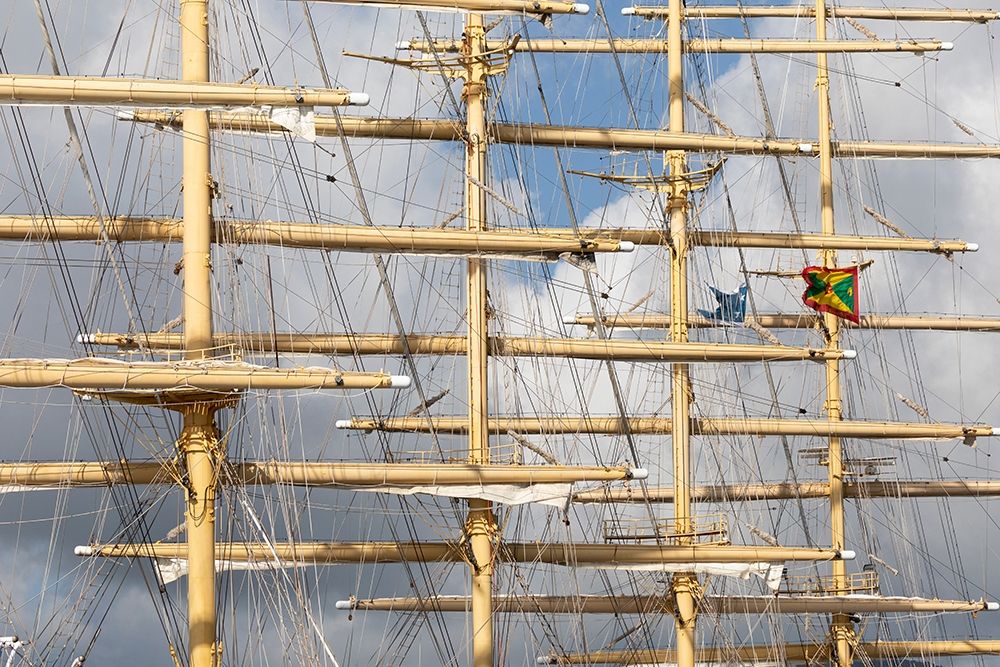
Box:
[347, 92, 370, 106]
[621, 6, 636, 14]
[395, 40, 413, 50]
[74, 546, 94, 557]
[571, 3, 590, 14]
[536, 658, 555, 665]
[335, 419, 353, 429]
[618, 241, 636, 252]
[841, 349, 857, 360]
[941, 41, 954, 51]
[390, 375, 412, 388]
[839, 549, 857, 560]
[992, 427, 1000, 436]
[987, 602, 1000, 611]
[629, 468, 649, 480]
[798, 143, 814, 153]
[966, 242, 979, 252]
[76, 333, 96, 344]
[562, 315, 579, 325]
[335, 600, 354, 610]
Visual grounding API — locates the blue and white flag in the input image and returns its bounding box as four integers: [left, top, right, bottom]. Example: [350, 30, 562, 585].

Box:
[697, 284, 748, 323]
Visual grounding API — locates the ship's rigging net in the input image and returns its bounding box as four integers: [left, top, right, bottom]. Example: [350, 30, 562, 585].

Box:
[0, 0, 995, 665]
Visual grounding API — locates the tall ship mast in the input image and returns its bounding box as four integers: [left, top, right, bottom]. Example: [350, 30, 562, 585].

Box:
[0, 0, 999, 665]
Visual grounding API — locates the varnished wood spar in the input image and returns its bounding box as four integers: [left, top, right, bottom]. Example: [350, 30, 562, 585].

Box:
[0, 217, 973, 254]
[129, 111, 1000, 158]
[75, 542, 853, 564]
[538, 641, 1000, 664]
[0, 461, 640, 487]
[337, 594, 999, 614]
[573, 480, 1000, 503]
[85, 333, 854, 362]
[335, 416, 995, 440]
[0, 74, 368, 108]
[0, 359, 405, 390]
[569, 313, 1000, 331]
[637, 5, 1000, 22]
[399, 37, 953, 54]
[311, 0, 589, 12]
[7, 464, 999, 503]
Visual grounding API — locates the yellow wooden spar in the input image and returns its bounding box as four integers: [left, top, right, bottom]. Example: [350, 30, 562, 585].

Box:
[129, 110, 1000, 158]
[573, 480, 1000, 503]
[537, 641, 1000, 664]
[398, 37, 954, 53]
[338, 594, 1000, 614]
[0, 461, 640, 487]
[83, 332, 854, 362]
[334, 415, 997, 440]
[0, 359, 406, 391]
[75, 541, 853, 564]
[309, 0, 590, 13]
[629, 5, 1000, 22]
[0, 74, 369, 108]
[568, 312, 1000, 331]
[0, 216, 975, 253]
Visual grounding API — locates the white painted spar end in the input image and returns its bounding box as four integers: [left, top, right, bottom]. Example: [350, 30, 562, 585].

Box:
[628, 468, 649, 480]
[347, 92, 370, 107]
[839, 550, 857, 560]
[335, 600, 354, 610]
[619, 241, 636, 252]
[571, 3, 591, 14]
[841, 349, 857, 360]
[987, 602, 1000, 611]
[390, 375, 412, 388]
[74, 546, 94, 556]
[335, 419, 353, 429]
[941, 41, 954, 51]
[621, 6, 636, 14]
[966, 242, 979, 252]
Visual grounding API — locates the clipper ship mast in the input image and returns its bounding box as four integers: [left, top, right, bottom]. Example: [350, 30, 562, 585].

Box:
[1, 1, 1000, 666]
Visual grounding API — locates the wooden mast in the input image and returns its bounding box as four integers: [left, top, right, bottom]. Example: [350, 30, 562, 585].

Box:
[813, 0, 852, 662]
[179, 2, 219, 666]
[463, 12, 495, 667]
[664, 0, 698, 662]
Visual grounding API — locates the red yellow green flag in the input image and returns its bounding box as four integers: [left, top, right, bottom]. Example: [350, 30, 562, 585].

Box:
[801, 265, 859, 323]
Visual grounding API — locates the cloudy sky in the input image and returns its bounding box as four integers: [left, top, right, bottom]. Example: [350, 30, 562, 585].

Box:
[1, 0, 1000, 665]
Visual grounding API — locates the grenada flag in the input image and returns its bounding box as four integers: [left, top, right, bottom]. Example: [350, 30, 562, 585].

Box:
[801, 265, 859, 323]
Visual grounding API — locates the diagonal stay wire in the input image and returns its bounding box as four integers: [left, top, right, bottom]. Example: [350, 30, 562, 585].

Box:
[520, 15, 668, 661]
[301, 5, 461, 663]
[521, 18, 661, 532]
